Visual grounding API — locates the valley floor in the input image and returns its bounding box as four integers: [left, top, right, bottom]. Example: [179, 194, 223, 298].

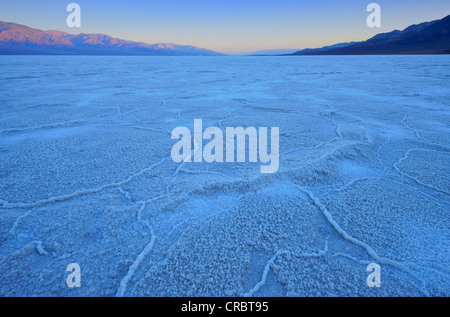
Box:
[0, 55, 449, 296]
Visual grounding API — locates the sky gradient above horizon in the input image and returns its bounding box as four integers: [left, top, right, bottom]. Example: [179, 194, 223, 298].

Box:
[1, 0, 449, 54]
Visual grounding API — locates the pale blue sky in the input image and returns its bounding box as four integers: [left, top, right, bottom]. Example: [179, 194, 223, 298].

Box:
[1, 0, 449, 54]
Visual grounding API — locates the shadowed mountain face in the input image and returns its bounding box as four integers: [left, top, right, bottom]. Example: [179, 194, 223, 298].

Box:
[0, 21, 225, 56]
[294, 14, 450, 55]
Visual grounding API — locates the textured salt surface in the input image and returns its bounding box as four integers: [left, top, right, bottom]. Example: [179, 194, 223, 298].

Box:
[0, 55, 449, 296]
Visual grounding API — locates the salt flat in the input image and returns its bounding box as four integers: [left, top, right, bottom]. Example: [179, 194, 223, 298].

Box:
[0, 55, 449, 296]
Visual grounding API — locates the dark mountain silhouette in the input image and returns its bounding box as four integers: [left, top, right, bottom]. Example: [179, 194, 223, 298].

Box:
[0, 21, 225, 56]
[294, 41, 361, 55]
[293, 14, 450, 55]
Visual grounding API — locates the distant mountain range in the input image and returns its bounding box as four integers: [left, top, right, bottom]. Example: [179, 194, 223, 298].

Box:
[249, 49, 301, 56]
[0, 21, 225, 56]
[293, 14, 450, 55]
[250, 43, 362, 56]
[2, 14, 449, 56]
